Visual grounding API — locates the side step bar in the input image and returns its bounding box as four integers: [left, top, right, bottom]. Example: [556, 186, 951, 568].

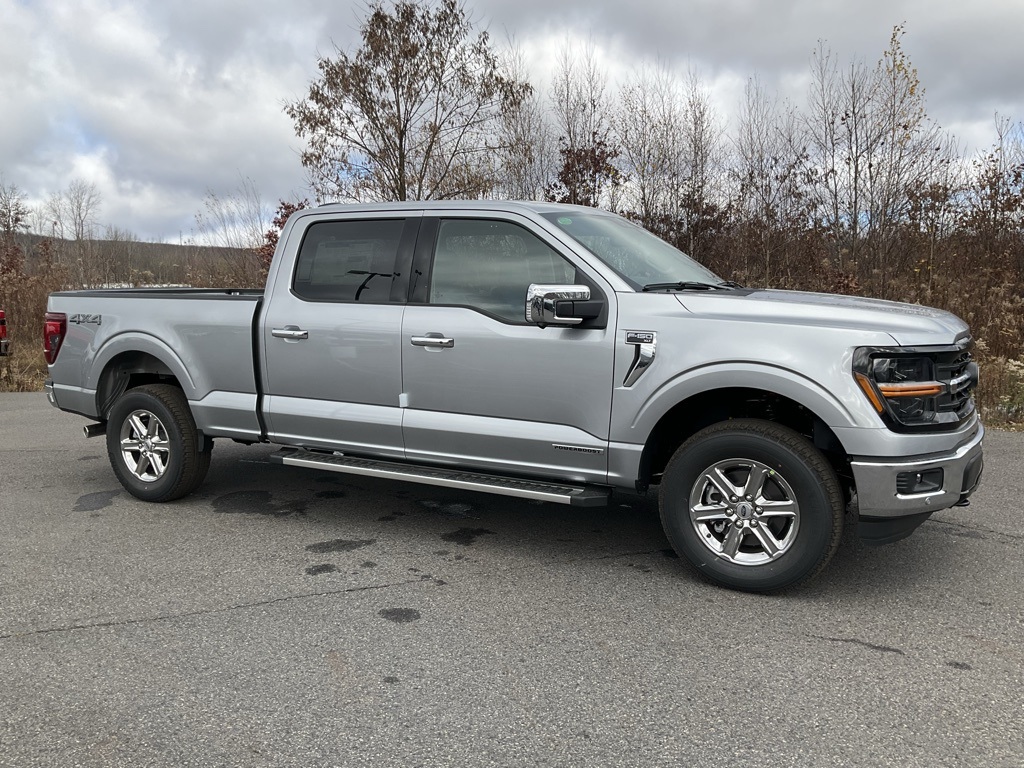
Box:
[269, 448, 611, 507]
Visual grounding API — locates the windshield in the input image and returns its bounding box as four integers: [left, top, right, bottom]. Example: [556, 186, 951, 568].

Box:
[541, 211, 721, 290]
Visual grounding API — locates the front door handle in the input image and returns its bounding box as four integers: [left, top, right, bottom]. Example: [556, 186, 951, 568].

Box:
[272, 327, 309, 340]
[410, 334, 455, 348]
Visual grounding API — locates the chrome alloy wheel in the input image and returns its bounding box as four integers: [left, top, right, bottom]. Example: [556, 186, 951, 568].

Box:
[118, 409, 171, 483]
[688, 458, 800, 565]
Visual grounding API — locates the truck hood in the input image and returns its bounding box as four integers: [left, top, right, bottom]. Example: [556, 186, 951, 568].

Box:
[675, 288, 969, 346]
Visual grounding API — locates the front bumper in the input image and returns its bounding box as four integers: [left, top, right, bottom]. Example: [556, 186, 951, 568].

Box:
[851, 421, 984, 519]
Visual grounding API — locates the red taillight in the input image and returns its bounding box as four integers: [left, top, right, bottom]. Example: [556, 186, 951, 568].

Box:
[44, 312, 67, 365]
[0, 310, 7, 341]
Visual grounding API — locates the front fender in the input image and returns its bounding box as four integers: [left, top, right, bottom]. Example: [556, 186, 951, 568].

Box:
[613, 361, 879, 448]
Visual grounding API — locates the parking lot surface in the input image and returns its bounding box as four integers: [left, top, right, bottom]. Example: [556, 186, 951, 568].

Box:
[1, 392, 1022, 767]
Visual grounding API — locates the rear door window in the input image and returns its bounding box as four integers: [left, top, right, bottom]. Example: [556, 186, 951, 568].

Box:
[293, 219, 407, 302]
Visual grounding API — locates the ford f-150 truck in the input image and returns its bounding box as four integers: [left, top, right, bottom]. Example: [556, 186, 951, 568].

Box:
[44, 201, 984, 591]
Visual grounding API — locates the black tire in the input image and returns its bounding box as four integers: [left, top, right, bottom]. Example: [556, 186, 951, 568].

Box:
[105, 384, 212, 502]
[659, 419, 843, 592]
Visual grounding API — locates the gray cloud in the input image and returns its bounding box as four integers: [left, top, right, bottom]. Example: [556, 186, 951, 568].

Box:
[1, 0, 1021, 241]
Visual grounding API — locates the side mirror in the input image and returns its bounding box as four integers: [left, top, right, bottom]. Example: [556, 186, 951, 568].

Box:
[526, 284, 600, 327]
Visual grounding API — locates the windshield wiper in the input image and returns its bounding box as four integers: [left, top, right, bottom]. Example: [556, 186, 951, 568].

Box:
[641, 281, 739, 292]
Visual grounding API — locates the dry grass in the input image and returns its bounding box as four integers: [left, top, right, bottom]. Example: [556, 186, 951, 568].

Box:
[0, 240, 69, 392]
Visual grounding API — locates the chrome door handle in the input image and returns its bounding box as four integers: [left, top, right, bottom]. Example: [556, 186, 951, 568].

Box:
[272, 327, 309, 340]
[410, 335, 455, 348]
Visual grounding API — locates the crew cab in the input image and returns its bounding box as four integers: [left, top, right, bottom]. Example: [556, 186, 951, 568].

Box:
[43, 201, 984, 591]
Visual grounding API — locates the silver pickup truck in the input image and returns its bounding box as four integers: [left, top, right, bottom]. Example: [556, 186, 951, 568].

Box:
[44, 201, 984, 591]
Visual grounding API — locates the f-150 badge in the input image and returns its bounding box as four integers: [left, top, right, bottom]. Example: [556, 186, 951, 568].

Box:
[624, 331, 656, 387]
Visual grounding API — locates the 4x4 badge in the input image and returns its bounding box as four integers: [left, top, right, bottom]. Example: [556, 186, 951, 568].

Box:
[69, 313, 102, 325]
[624, 331, 657, 387]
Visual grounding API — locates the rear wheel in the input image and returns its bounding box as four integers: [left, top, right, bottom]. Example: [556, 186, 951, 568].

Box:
[105, 384, 211, 502]
[659, 419, 843, 592]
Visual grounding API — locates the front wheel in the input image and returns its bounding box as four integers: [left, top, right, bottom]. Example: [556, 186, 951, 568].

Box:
[105, 384, 211, 502]
[659, 419, 843, 592]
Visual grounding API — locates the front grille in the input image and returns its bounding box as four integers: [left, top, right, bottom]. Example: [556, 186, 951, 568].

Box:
[933, 343, 976, 422]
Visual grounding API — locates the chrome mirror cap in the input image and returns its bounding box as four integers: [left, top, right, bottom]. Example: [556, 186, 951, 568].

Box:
[527, 284, 591, 326]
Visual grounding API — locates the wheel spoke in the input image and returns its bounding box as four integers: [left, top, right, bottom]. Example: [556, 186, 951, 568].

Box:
[148, 453, 166, 476]
[760, 499, 797, 518]
[692, 504, 730, 523]
[751, 524, 782, 558]
[134, 454, 151, 478]
[120, 439, 143, 452]
[722, 524, 745, 558]
[742, 465, 770, 500]
[128, 413, 148, 440]
[705, 467, 738, 502]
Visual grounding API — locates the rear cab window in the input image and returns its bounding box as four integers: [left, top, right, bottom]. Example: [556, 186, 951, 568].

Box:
[292, 218, 412, 303]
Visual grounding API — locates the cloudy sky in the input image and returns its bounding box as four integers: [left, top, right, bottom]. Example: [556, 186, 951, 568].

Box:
[1, 0, 1022, 242]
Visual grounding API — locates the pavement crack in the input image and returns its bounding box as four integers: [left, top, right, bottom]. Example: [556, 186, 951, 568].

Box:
[810, 634, 906, 656]
[589, 549, 666, 561]
[930, 518, 1022, 544]
[0, 578, 427, 641]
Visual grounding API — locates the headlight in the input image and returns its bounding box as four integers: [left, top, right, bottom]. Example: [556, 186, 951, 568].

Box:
[853, 345, 977, 431]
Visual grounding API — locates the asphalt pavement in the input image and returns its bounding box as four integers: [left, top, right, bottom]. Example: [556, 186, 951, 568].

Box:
[1, 392, 1022, 767]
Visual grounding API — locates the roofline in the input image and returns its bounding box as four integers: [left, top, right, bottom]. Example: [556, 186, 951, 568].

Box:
[309, 200, 616, 216]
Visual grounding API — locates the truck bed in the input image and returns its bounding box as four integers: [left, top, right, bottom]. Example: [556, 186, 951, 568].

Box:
[46, 287, 265, 441]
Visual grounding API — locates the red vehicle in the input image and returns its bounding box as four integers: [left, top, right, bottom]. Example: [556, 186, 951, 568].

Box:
[0, 309, 9, 355]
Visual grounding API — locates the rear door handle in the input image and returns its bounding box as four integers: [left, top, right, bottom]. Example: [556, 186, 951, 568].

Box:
[272, 327, 309, 340]
[410, 335, 454, 348]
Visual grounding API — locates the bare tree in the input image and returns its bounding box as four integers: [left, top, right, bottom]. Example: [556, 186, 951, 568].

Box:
[0, 179, 31, 239]
[961, 115, 1024, 266]
[802, 42, 874, 264]
[731, 77, 810, 279]
[804, 26, 951, 278]
[865, 25, 950, 277]
[675, 70, 724, 258]
[194, 175, 269, 251]
[43, 179, 102, 285]
[190, 176, 270, 286]
[549, 39, 609, 159]
[286, 0, 530, 202]
[494, 41, 556, 200]
[66, 179, 102, 242]
[616, 64, 686, 227]
[547, 39, 623, 209]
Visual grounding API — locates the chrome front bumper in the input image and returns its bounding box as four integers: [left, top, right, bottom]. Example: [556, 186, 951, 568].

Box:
[851, 422, 984, 518]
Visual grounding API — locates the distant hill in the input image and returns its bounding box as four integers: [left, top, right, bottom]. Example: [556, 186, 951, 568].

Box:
[12, 233, 265, 288]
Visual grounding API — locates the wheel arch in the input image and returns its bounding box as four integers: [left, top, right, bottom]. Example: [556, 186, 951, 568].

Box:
[637, 385, 852, 500]
[93, 340, 193, 420]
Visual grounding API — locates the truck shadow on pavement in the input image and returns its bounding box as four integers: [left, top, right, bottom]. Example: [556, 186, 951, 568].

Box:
[170, 444, 974, 599]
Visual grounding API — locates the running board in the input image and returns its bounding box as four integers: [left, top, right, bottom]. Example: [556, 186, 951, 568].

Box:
[269, 448, 610, 507]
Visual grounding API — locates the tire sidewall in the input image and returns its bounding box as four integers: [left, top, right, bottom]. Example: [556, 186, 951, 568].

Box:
[660, 424, 839, 592]
[106, 387, 189, 502]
